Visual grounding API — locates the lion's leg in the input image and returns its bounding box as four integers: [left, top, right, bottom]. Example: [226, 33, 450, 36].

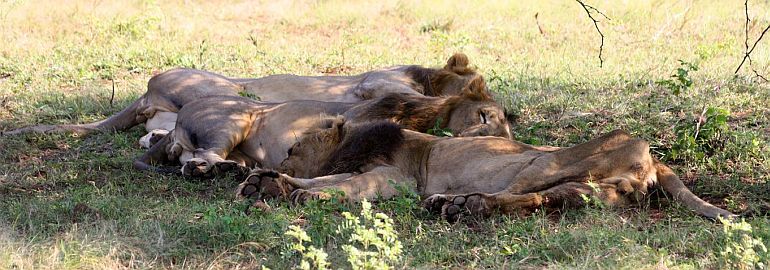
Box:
[181, 149, 243, 178]
[293, 166, 410, 203]
[237, 166, 411, 204]
[133, 133, 178, 173]
[504, 130, 649, 194]
[423, 192, 544, 223]
[236, 169, 354, 200]
[226, 149, 257, 168]
[172, 119, 254, 178]
[423, 181, 628, 222]
[139, 129, 170, 149]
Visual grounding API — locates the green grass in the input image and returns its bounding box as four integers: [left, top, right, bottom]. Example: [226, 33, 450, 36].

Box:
[1, 0, 769, 268]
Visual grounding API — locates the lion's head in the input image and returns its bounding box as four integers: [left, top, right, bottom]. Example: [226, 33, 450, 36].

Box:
[350, 75, 512, 139]
[442, 75, 511, 139]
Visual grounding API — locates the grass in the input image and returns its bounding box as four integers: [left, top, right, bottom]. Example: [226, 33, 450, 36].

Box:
[1, 0, 769, 268]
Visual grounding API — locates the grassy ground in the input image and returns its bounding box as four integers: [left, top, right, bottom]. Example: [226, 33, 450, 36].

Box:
[1, 0, 769, 268]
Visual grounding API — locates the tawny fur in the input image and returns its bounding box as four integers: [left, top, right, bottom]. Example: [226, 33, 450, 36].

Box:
[133, 78, 510, 177]
[245, 120, 735, 221]
[3, 53, 484, 141]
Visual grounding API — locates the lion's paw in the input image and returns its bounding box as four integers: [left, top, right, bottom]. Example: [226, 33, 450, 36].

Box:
[212, 160, 243, 175]
[422, 193, 489, 223]
[182, 159, 244, 178]
[181, 158, 210, 177]
[236, 169, 293, 200]
[139, 129, 169, 149]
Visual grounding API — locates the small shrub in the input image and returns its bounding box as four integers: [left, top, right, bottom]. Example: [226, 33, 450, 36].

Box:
[285, 225, 330, 270]
[280, 200, 403, 270]
[670, 107, 729, 161]
[337, 199, 403, 270]
[718, 217, 768, 269]
[657, 60, 698, 96]
[419, 19, 453, 33]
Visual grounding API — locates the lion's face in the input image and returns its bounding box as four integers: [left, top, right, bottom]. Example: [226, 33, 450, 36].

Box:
[448, 101, 511, 139]
[446, 75, 512, 139]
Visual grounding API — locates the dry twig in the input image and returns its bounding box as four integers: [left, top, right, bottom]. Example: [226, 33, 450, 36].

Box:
[110, 78, 116, 106]
[576, 0, 610, 68]
[535, 12, 546, 36]
[735, 0, 770, 82]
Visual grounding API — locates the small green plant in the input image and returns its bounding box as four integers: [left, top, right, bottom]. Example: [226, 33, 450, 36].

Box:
[285, 225, 331, 270]
[419, 19, 453, 33]
[427, 117, 453, 137]
[280, 200, 402, 270]
[578, 181, 605, 208]
[337, 199, 403, 270]
[303, 188, 348, 243]
[671, 107, 730, 161]
[378, 180, 422, 216]
[718, 217, 768, 270]
[238, 91, 261, 101]
[657, 60, 699, 95]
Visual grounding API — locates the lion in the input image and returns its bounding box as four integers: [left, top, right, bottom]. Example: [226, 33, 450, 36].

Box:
[3, 53, 482, 143]
[133, 75, 512, 177]
[236, 119, 736, 221]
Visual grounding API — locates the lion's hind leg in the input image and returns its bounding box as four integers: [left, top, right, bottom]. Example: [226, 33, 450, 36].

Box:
[181, 150, 241, 178]
[424, 181, 631, 222]
[423, 192, 543, 223]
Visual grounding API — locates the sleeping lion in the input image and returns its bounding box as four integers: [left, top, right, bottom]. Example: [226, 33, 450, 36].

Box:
[133, 76, 512, 177]
[4, 53, 483, 143]
[237, 119, 735, 221]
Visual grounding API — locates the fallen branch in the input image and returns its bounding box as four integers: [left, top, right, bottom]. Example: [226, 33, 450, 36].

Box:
[576, 0, 610, 68]
[735, 0, 770, 82]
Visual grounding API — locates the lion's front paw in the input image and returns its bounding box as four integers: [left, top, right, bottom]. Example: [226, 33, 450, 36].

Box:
[422, 193, 489, 223]
[236, 169, 294, 200]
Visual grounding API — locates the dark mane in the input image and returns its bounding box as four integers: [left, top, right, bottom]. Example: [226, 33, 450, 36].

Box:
[320, 121, 404, 175]
[351, 93, 453, 132]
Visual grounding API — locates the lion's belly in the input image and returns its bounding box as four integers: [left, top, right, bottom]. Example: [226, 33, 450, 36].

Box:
[145, 112, 177, 132]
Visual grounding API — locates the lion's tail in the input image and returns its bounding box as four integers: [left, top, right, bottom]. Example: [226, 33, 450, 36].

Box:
[2, 96, 146, 136]
[655, 161, 736, 219]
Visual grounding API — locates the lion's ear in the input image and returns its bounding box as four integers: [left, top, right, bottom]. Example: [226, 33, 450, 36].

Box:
[444, 53, 469, 70]
[461, 75, 491, 100]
